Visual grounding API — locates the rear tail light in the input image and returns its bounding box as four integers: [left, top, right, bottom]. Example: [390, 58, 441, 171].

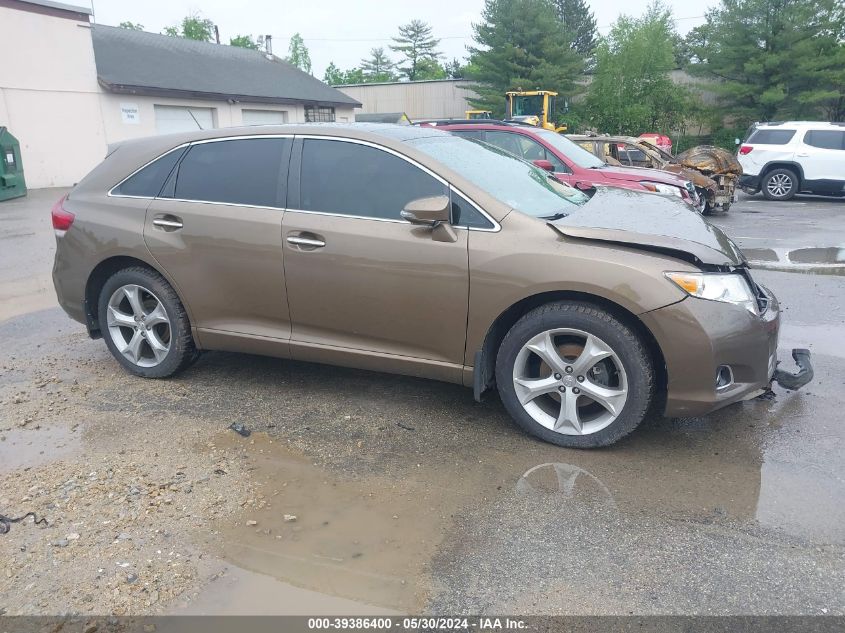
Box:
[739, 145, 753, 155]
[51, 195, 75, 233]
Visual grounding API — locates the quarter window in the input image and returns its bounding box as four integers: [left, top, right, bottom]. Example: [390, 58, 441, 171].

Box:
[451, 190, 494, 230]
[173, 138, 290, 207]
[300, 139, 447, 220]
[113, 147, 185, 197]
[804, 130, 845, 150]
[747, 129, 796, 145]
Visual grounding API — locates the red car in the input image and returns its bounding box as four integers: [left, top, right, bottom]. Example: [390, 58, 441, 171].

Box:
[422, 121, 699, 210]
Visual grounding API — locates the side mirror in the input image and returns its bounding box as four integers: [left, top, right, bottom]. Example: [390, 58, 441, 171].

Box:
[533, 159, 555, 172]
[400, 195, 450, 226]
[400, 195, 456, 243]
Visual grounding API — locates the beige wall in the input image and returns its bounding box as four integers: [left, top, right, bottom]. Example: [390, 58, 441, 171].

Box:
[98, 97, 356, 143]
[338, 80, 479, 121]
[0, 7, 107, 188]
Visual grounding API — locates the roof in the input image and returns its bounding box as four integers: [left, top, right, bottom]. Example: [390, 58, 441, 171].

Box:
[337, 78, 473, 88]
[14, 0, 91, 16]
[90, 25, 360, 108]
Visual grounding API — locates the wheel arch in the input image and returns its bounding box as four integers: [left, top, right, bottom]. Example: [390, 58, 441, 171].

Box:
[760, 161, 804, 184]
[473, 290, 667, 404]
[84, 255, 181, 338]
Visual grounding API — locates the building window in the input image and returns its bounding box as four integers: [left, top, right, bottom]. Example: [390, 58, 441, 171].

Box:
[305, 106, 336, 122]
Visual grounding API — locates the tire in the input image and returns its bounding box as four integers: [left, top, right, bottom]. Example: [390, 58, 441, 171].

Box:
[98, 266, 197, 378]
[762, 168, 799, 201]
[495, 301, 654, 448]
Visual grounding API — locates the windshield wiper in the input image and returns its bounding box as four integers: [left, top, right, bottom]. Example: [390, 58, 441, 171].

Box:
[540, 212, 569, 221]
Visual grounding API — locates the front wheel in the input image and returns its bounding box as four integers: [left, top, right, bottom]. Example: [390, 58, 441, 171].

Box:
[496, 302, 655, 448]
[98, 266, 197, 378]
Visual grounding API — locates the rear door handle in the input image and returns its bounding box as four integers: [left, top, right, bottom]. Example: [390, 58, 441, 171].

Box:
[152, 215, 183, 231]
[286, 236, 326, 248]
[796, 152, 810, 157]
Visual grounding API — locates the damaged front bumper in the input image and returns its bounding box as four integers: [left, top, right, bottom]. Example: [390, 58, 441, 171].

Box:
[772, 348, 814, 390]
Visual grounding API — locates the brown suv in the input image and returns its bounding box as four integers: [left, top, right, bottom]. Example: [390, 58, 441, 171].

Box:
[51, 124, 810, 448]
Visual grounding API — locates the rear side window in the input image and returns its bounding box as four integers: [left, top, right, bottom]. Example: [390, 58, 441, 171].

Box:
[804, 130, 845, 150]
[173, 138, 290, 207]
[300, 139, 446, 220]
[113, 147, 184, 197]
[451, 190, 494, 229]
[747, 129, 796, 145]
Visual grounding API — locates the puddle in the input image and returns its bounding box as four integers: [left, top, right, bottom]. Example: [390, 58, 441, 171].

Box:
[207, 432, 488, 612]
[0, 424, 81, 473]
[179, 563, 398, 615]
[744, 246, 845, 275]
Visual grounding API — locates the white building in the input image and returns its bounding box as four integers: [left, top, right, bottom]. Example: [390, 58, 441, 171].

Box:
[0, 0, 360, 188]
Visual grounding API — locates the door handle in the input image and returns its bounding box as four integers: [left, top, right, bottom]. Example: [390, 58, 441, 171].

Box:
[152, 215, 183, 230]
[796, 152, 809, 157]
[286, 236, 326, 248]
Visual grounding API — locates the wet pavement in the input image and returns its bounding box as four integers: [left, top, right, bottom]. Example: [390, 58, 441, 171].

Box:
[1, 188, 843, 615]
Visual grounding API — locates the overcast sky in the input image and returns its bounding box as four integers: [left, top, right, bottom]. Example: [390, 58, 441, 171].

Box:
[89, 0, 711, 78]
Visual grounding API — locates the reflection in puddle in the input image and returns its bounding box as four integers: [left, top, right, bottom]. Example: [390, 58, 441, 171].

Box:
[743, 246, 845, 275]
[516, 463, 616, 510]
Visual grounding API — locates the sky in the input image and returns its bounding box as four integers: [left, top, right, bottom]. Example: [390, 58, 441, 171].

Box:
[88, 0, 712, 79]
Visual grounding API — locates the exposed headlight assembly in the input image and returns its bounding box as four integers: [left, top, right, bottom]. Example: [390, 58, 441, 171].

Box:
[640, 181, 683, 197]
[664, 272, 758, 314]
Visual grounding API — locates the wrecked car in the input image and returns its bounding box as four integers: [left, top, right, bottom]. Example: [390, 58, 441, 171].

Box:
[569, 133, 743, 215]
[52, 124, 810, 449]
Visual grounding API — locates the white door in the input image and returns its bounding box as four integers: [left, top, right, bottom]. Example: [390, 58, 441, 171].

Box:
[241, 109, 288, 126]
[154, 105, 215, 134]
[798, 129, 845, 183]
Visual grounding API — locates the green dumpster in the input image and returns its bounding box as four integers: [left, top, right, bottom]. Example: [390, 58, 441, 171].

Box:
[0, 127, 26, 201]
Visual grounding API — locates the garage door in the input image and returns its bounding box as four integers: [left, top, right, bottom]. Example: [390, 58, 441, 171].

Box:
[154, 105, 215, 134]
[242, 109, 289, 125]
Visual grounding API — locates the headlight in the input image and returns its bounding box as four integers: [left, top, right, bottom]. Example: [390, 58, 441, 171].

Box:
[664, 272, 758, 314]
[640, 181, 682, 197]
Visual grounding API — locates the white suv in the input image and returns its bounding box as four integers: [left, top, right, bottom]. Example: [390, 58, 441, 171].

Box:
[737, 121, 845, 201]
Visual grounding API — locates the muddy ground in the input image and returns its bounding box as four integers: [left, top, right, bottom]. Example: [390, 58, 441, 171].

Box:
[0, 189, 843, 616]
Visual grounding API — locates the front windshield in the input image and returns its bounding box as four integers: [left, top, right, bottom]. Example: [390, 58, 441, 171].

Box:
[513, 95, 543, 117]
[533, 129, 606, 169]
[408, 134, 589, 218]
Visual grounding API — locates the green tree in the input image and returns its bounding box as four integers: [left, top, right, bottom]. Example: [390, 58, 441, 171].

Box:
[390, 19, 442, 81]
[360, 47, 397, 82]
[583, 2, 691, 134]
[686, 0, 845, 122]
[444, 58, 467, 79]
[118, 21, 144, 31]
[286, 33, 312, 74]
[466, 0, 584, 117]
[323, 62, 364, 86]
[230, 35, 259, 50]
[552, 0, 598, 58]
[163, 13, 216, 41]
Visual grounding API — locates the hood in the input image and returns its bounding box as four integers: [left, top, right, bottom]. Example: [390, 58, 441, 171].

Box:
[664, 164, 717, 190]
[596, 165, 688, 187]
[549, 187, 746, 267]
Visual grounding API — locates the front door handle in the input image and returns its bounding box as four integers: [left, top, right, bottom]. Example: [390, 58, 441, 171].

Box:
[152, 215, 183, 231]
[286, 235, 326, 248]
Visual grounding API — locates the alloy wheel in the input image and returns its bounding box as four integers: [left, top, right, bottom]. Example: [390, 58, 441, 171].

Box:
[512, 328, 628, 436]
[106, 284, 171, 368]
[766, 173, 793, 198]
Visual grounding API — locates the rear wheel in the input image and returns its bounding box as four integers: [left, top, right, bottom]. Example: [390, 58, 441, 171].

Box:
[762, 168, 799, 201]
[98, 267, 197, 378]
[496, 302, 655, 448]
